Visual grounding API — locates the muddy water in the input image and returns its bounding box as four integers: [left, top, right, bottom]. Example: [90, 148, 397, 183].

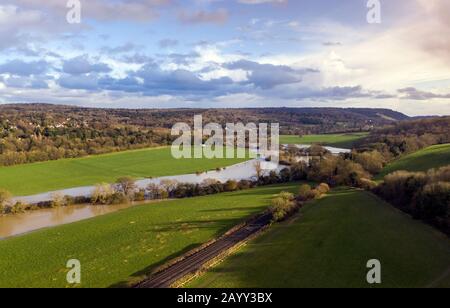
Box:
[0, 146, 351, 239]
[0, 203, 134, 240]
[2, 159, 282, 239]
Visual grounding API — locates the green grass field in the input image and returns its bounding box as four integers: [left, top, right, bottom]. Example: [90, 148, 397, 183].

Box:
[280, 132, 368, 148]
[0, 183, 298, 288]
[0, 147, 249, 196]
[377, 143, 450, 180]
[189, 189, 450, 288]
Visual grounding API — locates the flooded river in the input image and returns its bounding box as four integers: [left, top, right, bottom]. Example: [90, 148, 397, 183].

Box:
[1, 145, 348, 239]
[0, 203, 134, 239]
[1, 159, 281, 239]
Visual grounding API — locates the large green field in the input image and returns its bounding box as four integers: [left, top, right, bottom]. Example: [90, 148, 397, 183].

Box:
[189, 189, 450, 288]
[0, 147, 249, 196]
[280, 132, 368, 148]
[0, 183, 298, 288]
[377, 143, 450, 180]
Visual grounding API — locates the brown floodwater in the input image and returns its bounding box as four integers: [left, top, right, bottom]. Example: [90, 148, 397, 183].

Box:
[0, 203, 135, 240]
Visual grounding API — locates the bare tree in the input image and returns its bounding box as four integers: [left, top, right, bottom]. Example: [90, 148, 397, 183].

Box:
[115, 177, 137, 196]
[254, 160, 263, 179]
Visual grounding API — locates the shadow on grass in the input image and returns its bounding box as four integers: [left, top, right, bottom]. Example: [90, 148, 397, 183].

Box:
[200, 206, 266, 213]
[109, 217, 254, 288]
[109, 243, 202, 288]
[150, 218, 239, 234]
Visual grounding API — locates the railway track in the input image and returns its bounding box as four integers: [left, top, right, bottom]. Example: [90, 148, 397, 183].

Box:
[135, 213, 272, 288]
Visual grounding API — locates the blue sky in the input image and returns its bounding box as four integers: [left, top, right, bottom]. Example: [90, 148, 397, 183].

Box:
[0, 0, 449, 115]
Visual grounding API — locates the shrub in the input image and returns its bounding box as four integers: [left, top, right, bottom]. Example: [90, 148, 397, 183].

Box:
[0, 189, 12, 214]
[414, 182, 450, 221]
[290, 162, 308, 181]
[92, 183, 116, 205]
[353, 150, 385, 175]
[134, 189, 146, 202]
[63, 195, 75, 206]
[50, 193, 65, 208]
[109, 192, 129, 205]
[270, 192, 298, 222]
[237, 180, 253, 190]
[115, 177, 137, 196]
[298, 184, 314, 202]
[10, 202, 27, 214]
[375, 167, 450, 235]
[359, 178, 378, 191]
[224, 180, 239, 192]
[316, 183, 331, 195]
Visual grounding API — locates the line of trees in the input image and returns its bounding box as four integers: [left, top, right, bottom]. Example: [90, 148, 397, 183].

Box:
[374, 166, 450, 235]
[0, 125, 172, 166]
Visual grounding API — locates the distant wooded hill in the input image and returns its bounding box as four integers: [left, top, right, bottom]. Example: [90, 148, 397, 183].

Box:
[0, 103, 416, 166]
[0, 104, 409, 135]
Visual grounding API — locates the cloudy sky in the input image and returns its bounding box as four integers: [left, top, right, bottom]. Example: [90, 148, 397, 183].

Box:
[0, 0, 449, 115]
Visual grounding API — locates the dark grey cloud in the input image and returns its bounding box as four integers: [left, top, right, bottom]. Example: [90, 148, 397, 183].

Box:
[0, 59, 49, 76]
[398, 87, 450, 100]
[51, 57, 390, 104]
[134, 64, 234, 95]
[0, 75, 50, 89]
[58, 74, 99, 90]
[226, 60, 319, 89]
[62, 56, 111, 75]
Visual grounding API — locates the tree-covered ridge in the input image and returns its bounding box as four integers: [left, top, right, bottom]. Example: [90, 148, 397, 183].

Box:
[358, 116, 450, 160]
[0, 104, 409, 166]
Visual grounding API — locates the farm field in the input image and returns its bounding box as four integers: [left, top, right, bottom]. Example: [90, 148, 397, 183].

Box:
[0, 183, 298, 288]
[377, 143, 450, 180]
[0, 147, 249, 196]
[189, 189, 450, 288]
[280, 132, 368, 148]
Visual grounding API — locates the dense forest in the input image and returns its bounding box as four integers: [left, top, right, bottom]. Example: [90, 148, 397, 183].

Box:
[0, 104, 410, 166]
[357, 116, 450, 160]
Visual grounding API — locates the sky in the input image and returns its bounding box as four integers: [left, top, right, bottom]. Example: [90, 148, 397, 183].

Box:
[0, 0, 449, 116]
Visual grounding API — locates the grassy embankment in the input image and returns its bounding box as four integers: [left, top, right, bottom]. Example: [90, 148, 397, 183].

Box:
[189, 188, 450, 288]
[376, 143, 450, 180]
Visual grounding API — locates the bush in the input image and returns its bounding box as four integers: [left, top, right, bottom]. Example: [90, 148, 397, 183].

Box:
[237, 180, 253, 190]
[375, 166, 450, 235]
[115, 177, 137, 196]
[414, 182, 450, 221]
[353, 150, 385, 175]
[109, 192, 130, 205]
[290, 162, 308, 181]
[50, 193, 65, 208]
[298, 184, 314, 202]
[134, 189, 146, 202]
[147, 183, 167, 200]
[359, 178, 378, 191]
[316, 183, 331, 195]
[63, 195, 75, 206]
[92, 183, 116, 205]
[224, 180, 239, 192]
[270, 192, 298, 222]
[10, 202, 27, 214]
[0, 189, 12, 214]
